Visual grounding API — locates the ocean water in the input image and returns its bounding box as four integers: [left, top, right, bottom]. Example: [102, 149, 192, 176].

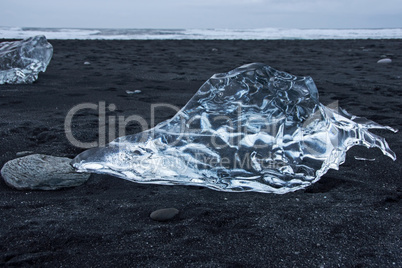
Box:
[1, 26, 402, 40]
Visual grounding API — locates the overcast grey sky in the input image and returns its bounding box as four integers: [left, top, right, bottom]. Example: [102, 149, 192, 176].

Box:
[1, 0, 401, 29]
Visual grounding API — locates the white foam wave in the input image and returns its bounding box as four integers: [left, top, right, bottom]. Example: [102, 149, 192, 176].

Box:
[1, 26, 402, 40]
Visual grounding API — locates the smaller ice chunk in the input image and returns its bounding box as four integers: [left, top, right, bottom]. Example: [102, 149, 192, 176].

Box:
[0, 35, 53, 84]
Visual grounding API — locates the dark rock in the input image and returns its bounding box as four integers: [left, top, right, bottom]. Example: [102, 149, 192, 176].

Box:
[150, 208, 179, 222]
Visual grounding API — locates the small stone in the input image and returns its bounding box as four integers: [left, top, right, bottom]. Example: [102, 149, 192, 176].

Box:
[16, 151, 34, 157]
[377, 58, 392, 64]
[1, 154, 90, 190]
[126, 89, 141, 94]
[150, 208, 179, 222]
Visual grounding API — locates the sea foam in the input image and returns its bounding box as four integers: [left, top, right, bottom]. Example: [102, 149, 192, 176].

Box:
[1, 27, 402, 40]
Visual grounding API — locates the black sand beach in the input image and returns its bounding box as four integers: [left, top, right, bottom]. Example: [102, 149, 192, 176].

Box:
[0, 39, 401, 267]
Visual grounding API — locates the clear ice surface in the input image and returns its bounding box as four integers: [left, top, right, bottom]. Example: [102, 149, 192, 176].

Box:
[72, 63, 397, 193]
[0, 35, 53, 84]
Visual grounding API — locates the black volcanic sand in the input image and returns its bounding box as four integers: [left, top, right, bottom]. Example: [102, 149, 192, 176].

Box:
[0, 39, 401, 267]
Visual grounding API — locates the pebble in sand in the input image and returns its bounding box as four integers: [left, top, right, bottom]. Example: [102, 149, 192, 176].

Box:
[377, 58, 392, 64]
[150, 208, 179, 222]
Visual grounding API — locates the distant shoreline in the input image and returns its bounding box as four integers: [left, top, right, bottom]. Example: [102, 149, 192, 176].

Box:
[1, 26, 402, 40]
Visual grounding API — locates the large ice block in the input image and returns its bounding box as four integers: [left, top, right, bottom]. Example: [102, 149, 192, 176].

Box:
[0, 35, 53, 84]
[71, 63, 397, 193]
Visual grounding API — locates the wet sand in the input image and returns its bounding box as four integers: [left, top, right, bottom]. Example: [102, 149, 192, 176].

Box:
[0, 39, 401, 266]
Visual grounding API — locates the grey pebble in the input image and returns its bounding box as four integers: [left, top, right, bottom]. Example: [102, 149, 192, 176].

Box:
[377, 58, 392, 64]
[16, 151, 34, 157]
[150, 208, 179, 221]
[1, 154, 90, 190]
[126, 89, 141, 94]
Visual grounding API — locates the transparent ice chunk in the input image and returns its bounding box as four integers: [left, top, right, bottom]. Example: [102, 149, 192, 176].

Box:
[71, 63, 397, 193]
[0, 35, 53, 84]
